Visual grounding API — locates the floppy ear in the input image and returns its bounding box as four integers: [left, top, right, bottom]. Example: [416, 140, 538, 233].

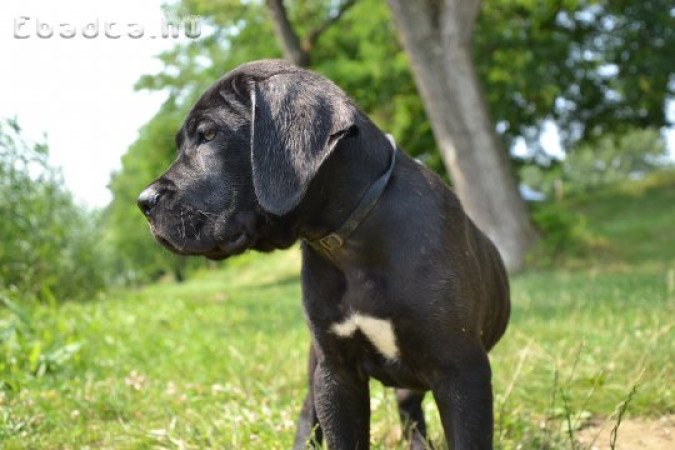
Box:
[249, 72, 356, 216]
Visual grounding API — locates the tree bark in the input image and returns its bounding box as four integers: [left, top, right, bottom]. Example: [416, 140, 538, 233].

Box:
[387, 0, 537, 271]
[265, 0, 310, 67]
[265, 0, 358, 68]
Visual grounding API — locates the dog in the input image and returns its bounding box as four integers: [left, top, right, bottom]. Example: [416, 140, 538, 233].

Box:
[138, 59, 510, 449]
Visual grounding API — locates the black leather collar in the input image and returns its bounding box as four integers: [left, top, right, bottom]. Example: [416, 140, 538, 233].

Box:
[309, 135, 397, 252]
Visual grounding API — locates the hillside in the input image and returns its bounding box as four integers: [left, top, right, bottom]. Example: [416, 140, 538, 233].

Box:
[1, 172, 673, 448]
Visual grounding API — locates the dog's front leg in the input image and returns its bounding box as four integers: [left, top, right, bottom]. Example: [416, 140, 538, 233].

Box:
[313, 361, 370, 449]
[432, 351, 494, 450]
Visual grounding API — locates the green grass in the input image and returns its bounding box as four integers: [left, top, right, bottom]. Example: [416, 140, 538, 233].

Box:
[2, 172, 674, 449]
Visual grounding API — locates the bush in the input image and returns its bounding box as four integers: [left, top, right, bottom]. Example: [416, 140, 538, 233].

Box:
[563, 128, 669, 190]
[528, 203, 593, 266]
[519, 128, 670, 199]
[0, 118, 109, 301]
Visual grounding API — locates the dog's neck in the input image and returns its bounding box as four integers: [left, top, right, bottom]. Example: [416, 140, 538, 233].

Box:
[308, 136, 396, 252]
[294, 121, 397, 249]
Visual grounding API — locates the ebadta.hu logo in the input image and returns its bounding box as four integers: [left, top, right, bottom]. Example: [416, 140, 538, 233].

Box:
[13, 15, 201, 39]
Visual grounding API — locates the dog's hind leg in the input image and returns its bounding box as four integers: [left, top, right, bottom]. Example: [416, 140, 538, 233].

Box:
[293, 342, 323, 449]
[396, 389, 430, 449]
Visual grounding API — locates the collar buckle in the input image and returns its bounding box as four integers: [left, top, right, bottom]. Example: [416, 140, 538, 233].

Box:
[318, 234, 344, 251]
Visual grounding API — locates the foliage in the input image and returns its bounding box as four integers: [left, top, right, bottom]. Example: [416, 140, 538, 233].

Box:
[519, 127, 670, 198]
[563, 127, 668, 189]
[105, 101, 192, 285]
[2, 172, 674, 446]
[163, 0, 675, 160]
[134, 0, 675, 177]
[476, 0, 675, 155]
[529, 203, 591, 265]
[0, 119, 108, 301]
[167, 0, 675, 160]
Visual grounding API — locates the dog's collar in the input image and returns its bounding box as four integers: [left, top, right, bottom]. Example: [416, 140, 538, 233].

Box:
[309, 134, 397, 252]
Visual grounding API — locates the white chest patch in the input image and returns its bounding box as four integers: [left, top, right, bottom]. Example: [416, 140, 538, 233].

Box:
[331, 314, 399, 360]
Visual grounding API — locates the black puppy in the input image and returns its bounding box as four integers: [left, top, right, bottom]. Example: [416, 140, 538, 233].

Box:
[138, 60, 510, 449]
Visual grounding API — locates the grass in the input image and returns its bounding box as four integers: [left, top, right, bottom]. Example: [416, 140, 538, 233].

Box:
[1, 172, 674, 449]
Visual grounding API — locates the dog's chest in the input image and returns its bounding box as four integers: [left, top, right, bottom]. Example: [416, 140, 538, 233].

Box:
[331, 313, 399, 360]
[305, 276, 429, 389]
[323, 273, 402, 361]
[326, 310, 427, 389]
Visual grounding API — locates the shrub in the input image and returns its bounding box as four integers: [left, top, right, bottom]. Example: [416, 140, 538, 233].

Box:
[0, 118, 109, 301]
[564, 128, 668, 189]
[519, 128, 670, 199]
[528, 203, 593, 266]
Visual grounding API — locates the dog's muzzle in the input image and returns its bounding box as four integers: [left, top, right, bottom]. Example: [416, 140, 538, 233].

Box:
[137, 186, 161, 217]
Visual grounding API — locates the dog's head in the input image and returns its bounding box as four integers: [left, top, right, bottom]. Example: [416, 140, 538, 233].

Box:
[137, 60, 358, 260]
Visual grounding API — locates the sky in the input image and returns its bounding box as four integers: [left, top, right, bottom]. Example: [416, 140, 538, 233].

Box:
[0, 0, 192, 207]
[1, 1, 672, 208]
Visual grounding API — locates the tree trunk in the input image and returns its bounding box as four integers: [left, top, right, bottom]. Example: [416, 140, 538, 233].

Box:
[387, 0, 537, 271]
[265, 0, 310, 67]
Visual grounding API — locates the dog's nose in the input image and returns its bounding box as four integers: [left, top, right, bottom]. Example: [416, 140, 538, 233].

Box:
[137, 187, 161, 217]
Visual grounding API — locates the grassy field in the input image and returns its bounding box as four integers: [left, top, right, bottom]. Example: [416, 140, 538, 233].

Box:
[2, 172, 674, 449]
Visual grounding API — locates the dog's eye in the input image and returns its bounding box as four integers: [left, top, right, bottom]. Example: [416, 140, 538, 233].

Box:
[200, 129, 216, 143]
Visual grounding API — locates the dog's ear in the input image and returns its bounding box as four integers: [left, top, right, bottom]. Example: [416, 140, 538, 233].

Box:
[249, 72, 356, 216]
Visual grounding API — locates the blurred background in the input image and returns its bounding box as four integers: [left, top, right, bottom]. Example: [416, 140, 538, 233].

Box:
[1, 1, 673, 448]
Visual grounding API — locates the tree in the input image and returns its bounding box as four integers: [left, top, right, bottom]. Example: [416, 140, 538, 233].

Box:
[386, 0, 537, 270]
[109, 0, 673, 275]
